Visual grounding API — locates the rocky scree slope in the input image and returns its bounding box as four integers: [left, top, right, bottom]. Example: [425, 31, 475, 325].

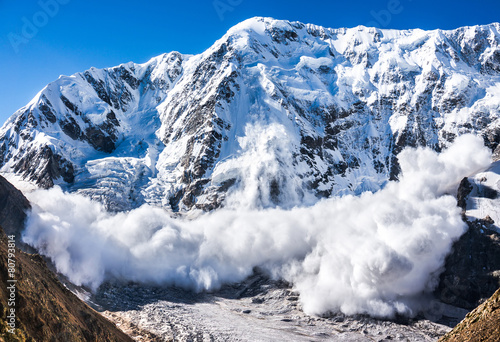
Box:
[0, 175, 133, 341]
[0, 227, 134, 342]
[1, 17, 500, 211]
[438, 287, 500, 342]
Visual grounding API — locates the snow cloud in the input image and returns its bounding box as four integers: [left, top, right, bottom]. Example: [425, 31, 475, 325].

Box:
[22, 132, 491, 318]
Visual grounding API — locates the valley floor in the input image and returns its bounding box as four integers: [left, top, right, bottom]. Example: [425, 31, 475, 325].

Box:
[83, 271, 467, 342]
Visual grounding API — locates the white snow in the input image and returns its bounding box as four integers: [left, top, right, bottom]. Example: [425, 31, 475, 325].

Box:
[22, 135, 491, 318]
[465, 161, 500, 234]
[2, 18, 499, 212]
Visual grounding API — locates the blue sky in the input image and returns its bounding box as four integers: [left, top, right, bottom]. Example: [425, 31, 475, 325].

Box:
[1, 0, 499, 125]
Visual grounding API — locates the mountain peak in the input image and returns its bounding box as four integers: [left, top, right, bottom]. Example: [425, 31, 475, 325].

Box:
[1, 19, 499, 211]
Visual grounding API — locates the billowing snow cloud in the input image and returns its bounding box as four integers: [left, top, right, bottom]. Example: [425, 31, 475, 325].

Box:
[22, 130, 490, 318]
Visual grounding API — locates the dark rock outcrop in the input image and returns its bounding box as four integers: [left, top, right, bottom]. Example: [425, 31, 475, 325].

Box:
[12, 145, 75, 189]
[436, 180, 500, 310]
[0, 175, 30, 239]
[457, 177, 473, 213]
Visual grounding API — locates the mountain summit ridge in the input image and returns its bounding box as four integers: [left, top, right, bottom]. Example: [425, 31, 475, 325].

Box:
[1, 17, 500, 211]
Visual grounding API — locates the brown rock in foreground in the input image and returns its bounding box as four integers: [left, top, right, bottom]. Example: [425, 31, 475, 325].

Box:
[439, 287, 500, 342]
[0, 174, 132, 341]
[0, 226, 133, 342]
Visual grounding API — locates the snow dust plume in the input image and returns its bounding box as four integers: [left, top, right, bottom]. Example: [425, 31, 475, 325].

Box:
[22, 133, 490, 318]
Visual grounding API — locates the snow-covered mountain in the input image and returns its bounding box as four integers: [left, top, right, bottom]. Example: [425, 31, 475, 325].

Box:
[1, 17, 500, 211]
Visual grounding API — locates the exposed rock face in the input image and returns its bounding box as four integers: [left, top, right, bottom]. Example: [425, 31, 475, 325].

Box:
[0, 175, 30, 239]
[12, 145, 75, 188]
[436, 219, 500, 310]
[437, 170, 500, 311]
[1, 18, 500, 212]
[438, 287, 500, 342]
[457, 177, 473, 213]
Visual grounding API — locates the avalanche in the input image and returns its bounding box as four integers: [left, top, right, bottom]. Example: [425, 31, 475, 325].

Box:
[22, 134, 491, 317]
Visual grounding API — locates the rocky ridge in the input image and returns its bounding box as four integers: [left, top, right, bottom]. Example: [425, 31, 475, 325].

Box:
[0, 176, 30, 243]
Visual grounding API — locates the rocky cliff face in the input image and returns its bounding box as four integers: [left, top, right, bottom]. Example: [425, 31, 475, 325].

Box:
[0, 175, 30, 240]
[436, 161, 500, 311]
[1, 18, 499, 211]
[436, 218, 500, 310]
[438, 287, 500, 342]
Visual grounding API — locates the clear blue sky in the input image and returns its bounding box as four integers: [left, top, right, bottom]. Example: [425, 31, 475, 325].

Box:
[1, 0, 499, 125]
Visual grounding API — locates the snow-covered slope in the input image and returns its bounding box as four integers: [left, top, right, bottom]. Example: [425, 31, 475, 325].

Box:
[461, 160, 500, 234]
[1, 17, 500, 211]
